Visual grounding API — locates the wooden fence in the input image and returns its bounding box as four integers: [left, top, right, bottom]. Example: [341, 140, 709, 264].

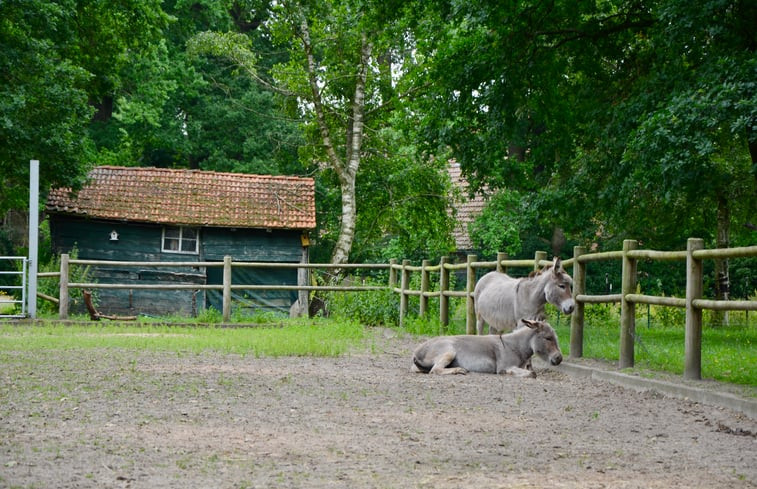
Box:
[390, 238, 757, 380]
[54, 254, 390, 321]
[50, 238, 756, 380]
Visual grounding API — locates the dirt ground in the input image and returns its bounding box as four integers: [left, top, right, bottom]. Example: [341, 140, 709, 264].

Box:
[1, 328, 755, 489]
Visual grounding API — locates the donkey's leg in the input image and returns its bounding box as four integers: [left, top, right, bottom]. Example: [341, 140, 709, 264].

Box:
[504, 366, 537, 378]
[430, 351, 467, 375]
[476, 313, 486, 336]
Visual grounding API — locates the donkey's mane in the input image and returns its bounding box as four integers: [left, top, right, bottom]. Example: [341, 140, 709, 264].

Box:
[526, 265, 554, 280]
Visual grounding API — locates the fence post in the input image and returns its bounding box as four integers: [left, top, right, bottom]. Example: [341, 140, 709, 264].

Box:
[295, 246, 310, 318]
[534, 250, 547, 271]
[58, 253, 69, 319]
[619, 239, 638, 368]
[685, 238, 704, 380]
[570, 246, 587, 358]
[439, 256, 449, 333]
[419, 259, 430, 317]
[466, 254, 476, 334]
[496, 252, 507, 274]
[388, 259, 397, 288]
[399, 259, 410, 328]
[222, 255, 232, 322]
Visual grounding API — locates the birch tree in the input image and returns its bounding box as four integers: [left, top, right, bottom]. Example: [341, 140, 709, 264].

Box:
[190, 0, 437, 265]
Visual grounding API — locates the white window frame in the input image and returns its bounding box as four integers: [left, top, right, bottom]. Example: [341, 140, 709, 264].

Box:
[161, 226, 200, 255]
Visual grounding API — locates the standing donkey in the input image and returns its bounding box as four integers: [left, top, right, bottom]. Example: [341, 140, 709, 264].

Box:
[474, 257, 575, 335]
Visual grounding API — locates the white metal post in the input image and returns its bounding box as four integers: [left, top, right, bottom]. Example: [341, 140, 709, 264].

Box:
[28, 160, 39, 318]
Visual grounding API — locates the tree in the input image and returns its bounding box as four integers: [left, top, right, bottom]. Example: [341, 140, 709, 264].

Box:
[0, 0, 169, 218]
[409, 0, 756, 260]
[615, 0, 757, 320]
[91, 0, 305, 175]
[1, 0, 93, 216]
[190, 0, 454, 265]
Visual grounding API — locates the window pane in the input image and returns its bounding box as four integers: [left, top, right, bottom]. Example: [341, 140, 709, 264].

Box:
[164, 238, 180, 251]
[181, 239, 197, 253]
[163, 226, 199, 254]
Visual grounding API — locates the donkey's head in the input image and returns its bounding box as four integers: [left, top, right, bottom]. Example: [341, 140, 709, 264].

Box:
[543, 257, 575, 315]
[521, 319, 563, 366]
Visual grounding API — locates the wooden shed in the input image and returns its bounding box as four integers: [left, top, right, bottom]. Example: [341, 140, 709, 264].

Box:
[46, 166, 316, 317]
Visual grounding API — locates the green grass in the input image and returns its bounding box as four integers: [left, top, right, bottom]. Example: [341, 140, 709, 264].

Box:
[0, 318, 366, 357]
[548, 308, 757, 387]
[3, 301, 755, 387]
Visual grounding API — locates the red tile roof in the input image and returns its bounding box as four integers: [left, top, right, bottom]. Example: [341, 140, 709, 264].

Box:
[46, 166, 316, 230]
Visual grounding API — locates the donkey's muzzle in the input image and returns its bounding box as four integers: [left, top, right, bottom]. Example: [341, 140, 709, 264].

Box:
[561, 299, 575, 315]
[550, 353, 563, 366]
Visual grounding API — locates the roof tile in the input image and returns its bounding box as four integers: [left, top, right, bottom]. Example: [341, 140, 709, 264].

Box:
[448, 161, 487, 251]
[46, 166, 316, 230]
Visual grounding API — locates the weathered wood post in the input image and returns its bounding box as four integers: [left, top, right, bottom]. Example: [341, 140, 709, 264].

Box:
[399, 259, 410, 328]
[685, 238, 704, 380]
[388, 259, 397, 288]
[222, 255, 232, 322]
[619, 239, 638, 368]
[496, 252, 507, 273]
[534, 250, 547, 271]
[295, 245, 310, 317]
[419, 259, 430, 317]
[439, 256, 449, 333]
[570, 246, 587, 358]
[466, 254, 476, 335]
[58, 253, 69, 319]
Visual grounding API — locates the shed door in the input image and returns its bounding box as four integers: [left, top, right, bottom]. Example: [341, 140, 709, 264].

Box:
[206, 264, 297, 314]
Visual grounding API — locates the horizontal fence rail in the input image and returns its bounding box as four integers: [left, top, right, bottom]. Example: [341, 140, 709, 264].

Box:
[54, 255, 392, 321]
[36, 238, 757, 381]
[570, 239, 757, 380]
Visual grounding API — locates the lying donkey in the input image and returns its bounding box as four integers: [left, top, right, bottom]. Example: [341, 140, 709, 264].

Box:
[411, 319, 562, 377]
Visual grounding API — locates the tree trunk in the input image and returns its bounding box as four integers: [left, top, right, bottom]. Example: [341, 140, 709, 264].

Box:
[551, 227, 566, 258]
[331, 175, 357, 265]
[712, 196, 730, 326]
[300, 18, 371, 266]
[330, 35, 370, 265]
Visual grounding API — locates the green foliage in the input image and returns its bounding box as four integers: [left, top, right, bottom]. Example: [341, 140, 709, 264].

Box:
[469, 190, 525, 259]
[325, 284, 399, 326]
[0, 0, 94, 215]
[96, 3, 304, 174]
[402, 315, 466, 337]
[36, 246, 96, 315]
[0, 0, 170, 216]
[352, 151, 456, 263]
[196, 306, 223, 324]
[408, 0, 756, 255]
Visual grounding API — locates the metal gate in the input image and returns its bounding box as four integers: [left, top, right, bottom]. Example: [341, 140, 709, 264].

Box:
[0, 256, 27, 318]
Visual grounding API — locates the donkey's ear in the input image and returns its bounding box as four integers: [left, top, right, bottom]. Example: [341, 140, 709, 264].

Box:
[521, 319, 538, 329]
[552, 257, 562, 274]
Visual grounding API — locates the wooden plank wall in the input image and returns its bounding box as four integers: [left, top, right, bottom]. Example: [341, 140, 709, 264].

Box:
[49, 216, 303, 316]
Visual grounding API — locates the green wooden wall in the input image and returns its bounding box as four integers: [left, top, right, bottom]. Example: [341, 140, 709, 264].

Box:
[49, 215, 302, 317]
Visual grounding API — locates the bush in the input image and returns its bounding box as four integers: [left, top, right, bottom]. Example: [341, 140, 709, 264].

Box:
[37, 247, 96, 315]
[325, 284, 399, 326]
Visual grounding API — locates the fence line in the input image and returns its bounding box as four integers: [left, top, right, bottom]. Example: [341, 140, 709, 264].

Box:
[569, 239, 757, 379]
[44, 238, 757, 381]
[55, 254, 391, 321]
[390, 239, 756, 380]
